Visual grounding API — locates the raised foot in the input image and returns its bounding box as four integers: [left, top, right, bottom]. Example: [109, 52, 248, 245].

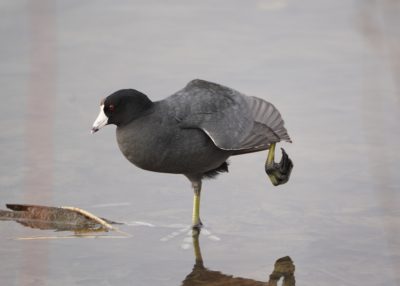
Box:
[265, 148, 293, 186]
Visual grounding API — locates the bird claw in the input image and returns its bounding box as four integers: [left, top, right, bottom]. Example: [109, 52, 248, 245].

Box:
[265, 148, 293, 186]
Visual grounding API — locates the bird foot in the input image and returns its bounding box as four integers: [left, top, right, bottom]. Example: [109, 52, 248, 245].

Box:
[265, 148, 293, 186]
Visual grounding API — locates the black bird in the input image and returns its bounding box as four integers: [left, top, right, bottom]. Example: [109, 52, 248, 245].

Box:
[91, 79, 293, 230]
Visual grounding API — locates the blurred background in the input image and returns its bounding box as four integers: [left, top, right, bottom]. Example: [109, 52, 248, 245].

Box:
[0, 0, 399, 285]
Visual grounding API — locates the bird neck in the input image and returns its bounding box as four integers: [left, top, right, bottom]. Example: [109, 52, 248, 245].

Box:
[119, 95, 154, 127]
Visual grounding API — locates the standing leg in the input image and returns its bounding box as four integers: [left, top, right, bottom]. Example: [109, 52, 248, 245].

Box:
[191, 180, 203, 232]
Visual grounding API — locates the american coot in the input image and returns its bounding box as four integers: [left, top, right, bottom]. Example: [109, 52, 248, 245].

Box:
[91, 79, 293, 231]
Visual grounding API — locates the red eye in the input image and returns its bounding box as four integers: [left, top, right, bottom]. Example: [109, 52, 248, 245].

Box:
[109, 104, 115, 112]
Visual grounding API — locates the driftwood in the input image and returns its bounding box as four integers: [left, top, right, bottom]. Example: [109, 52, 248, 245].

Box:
[0, 204, 120, 233]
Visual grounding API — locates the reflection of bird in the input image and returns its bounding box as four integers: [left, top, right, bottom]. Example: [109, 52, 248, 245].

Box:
[92, 79, 293, 230]
[182, 234, 295, 285]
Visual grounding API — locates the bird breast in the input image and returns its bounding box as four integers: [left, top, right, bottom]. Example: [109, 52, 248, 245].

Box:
[115, 117, 230, 175]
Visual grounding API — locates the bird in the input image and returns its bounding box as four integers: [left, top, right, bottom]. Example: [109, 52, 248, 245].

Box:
[91, 79, 293, 231]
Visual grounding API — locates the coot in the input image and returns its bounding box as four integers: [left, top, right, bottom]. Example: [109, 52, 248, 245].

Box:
[91, 79, 293, 230]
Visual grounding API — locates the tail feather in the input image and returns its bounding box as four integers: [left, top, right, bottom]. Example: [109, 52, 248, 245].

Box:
[202, 161, 229, 179]
[234, 96, 291, 154]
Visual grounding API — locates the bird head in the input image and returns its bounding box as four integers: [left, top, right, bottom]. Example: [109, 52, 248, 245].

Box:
[91, 89, 153, 133]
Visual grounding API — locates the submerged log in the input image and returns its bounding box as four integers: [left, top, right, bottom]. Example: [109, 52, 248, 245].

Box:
[0, 204, 119, 233]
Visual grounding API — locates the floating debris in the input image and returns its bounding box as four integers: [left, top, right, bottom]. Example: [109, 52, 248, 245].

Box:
[0, 204, 128, 238]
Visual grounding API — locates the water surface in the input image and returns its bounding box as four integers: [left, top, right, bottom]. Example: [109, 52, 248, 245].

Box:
[0, 0, 399, 285]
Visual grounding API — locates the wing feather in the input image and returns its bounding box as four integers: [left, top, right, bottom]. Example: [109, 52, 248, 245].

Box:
[168, 79, 291, 153]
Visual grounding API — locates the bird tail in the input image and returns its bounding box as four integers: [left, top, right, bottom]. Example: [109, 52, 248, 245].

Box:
[202, 161, 229, 179]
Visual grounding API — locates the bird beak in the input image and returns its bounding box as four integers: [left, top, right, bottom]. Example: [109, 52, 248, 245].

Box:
[91, 104, 108, 134]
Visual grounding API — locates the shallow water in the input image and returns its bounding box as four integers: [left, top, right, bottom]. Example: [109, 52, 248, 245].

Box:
[1, 0, 399, 285]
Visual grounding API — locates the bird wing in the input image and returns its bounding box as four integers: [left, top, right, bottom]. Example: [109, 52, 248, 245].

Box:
[233, 95, 292, 154]
[169, 79, 291, 152]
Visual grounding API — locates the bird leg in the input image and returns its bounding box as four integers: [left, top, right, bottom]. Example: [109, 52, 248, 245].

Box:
[265, 143, 293, 186]
[191, 180, 203, 234]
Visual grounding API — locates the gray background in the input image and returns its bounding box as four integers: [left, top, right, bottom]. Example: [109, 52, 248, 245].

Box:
[1, 0, 399, 285]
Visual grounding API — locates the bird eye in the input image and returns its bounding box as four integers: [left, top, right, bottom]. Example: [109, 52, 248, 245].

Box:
[109, 104, 115, 112]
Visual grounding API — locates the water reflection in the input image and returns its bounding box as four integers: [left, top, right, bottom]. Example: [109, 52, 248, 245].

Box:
[182, 234, 295, 286]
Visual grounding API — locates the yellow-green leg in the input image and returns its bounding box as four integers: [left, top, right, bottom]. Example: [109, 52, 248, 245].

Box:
[192, 191, 201, 226]
[191, 180, 203, 234]
[266, 143, 278, 186]
[265, 143, 294, 186]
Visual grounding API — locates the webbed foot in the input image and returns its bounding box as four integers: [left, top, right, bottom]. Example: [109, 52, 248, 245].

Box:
[265, 145, 293, 186]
